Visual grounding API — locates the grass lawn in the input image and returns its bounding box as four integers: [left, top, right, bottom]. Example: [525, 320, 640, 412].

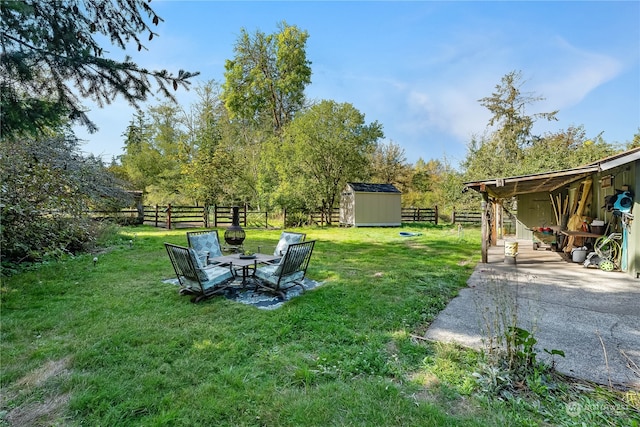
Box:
[1, 224, 637, 426]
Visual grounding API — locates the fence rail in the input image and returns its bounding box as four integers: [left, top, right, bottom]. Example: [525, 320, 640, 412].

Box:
[90, 204, 482, 228]
[451, 210, 482, 225]
[308, 208, 340, 227]
[401, 207, 438, 224]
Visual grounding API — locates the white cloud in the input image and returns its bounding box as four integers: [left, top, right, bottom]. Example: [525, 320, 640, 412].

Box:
[533, 37, 624, 110]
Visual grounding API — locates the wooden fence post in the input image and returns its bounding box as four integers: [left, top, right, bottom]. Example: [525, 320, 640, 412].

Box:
[481, 200, 488, 263]
[154, 204, 159, 227]
[136, 199, 144, 225]
[166, 203, 172, 230]
[451, 208, 456, 224]
[242, 204, 247, 227]
[203, 205, 209, 228]
[434, 205, 438, 225]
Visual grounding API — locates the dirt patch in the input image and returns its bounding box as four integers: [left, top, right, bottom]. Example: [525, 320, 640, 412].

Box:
[3, 393, 71, 427]
[13, 357, 71, 390]
[1, 357, 72, 426]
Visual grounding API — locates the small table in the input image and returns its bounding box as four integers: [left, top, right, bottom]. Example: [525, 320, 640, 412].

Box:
[209, 253, 278, 286]
[561, 230, 604, 249]
[560, 230, 603, 239]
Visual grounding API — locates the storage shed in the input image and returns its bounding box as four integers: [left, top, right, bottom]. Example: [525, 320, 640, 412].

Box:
[339, 183, 402, 227]
[464, 147, 640, 279]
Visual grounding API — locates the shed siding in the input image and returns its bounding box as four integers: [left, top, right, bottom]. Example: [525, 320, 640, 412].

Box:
[631, 160, 639, 278]
[516, 193, 556, 239]
[353, 192, 402, 226]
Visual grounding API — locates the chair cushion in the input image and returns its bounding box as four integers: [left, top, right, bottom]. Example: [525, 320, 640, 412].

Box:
[189, 232, 223, 264]
[200, 266, 234, 291]
[187, 248, 209, 282]
[273, 232, 305, 256]
[255, 265, 304, 287]
[182, 265, 233, 292]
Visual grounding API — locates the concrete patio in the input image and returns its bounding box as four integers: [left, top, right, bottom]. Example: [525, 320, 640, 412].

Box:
[424, 239, 640, 390]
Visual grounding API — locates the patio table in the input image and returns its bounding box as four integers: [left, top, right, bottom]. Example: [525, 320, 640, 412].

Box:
[209, 253, 278, 286]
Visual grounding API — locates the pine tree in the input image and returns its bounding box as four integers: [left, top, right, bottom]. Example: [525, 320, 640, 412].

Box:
[0, 0, 198, 138]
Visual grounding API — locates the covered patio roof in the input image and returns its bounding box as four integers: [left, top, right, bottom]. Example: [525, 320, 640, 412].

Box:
[463, 166, 598, 199]
[464, 147, 640, 199]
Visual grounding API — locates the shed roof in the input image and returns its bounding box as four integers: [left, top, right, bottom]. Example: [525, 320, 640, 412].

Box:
[464, 147, 640, 199]
[347, 183, 401, 193]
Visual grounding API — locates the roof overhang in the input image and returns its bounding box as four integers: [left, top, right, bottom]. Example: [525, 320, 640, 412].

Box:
[464, 166, 599, 199]
[464, 147, 640, 199]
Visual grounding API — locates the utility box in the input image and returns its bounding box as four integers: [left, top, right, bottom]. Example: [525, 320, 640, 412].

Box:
[339, 182, 402, 227]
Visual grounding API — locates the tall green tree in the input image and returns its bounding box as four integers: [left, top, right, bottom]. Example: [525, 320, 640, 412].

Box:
[403, 158, 444, 208]
[463, 71, 558, 179]
[222, 21, 311, 133]
[185, 81, 244, 205]
[120, 103, 189, 204]
[1, 0, 198, 138]
[522, 126, 618, 173]
[121, 111, 159, 192]
[369, 140, 410, 188]
[276, 100, 383, 223]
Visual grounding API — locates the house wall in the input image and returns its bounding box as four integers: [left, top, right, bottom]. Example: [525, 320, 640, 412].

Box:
[515, 192, 557, 239]
[632, 160, 639, 278]
[353, 192, 401, 226]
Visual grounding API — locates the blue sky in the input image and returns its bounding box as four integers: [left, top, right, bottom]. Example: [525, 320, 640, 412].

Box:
[75, 1, 640, 167]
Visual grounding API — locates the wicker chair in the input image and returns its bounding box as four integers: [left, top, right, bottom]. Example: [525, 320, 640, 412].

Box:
[255, 240, 315, 298]
[165, 243, 234, 303]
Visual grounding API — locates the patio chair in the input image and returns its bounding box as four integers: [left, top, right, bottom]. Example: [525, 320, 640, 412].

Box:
[269, 231, 306, 264]
[165, 243, 235, 303]
[255, 240, 315, 298]
[186, 230, 224, 266]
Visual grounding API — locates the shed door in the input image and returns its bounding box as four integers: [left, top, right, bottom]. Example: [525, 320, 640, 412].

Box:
[340, 191, 354, 225]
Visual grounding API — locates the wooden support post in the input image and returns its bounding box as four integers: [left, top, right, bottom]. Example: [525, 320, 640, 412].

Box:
[495, 200, 503, 241]
[154, 204, 159, 228]
[481, 200, 488, 263]
[491, 201, 499, 245]
[434, 205, 438, 225]
[166, 204, 172, 230]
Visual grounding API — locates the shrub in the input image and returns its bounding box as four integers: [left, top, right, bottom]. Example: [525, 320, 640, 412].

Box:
[0, 134, 131, 272]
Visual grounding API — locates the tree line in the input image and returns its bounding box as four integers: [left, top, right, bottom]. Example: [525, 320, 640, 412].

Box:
[2, 1, 637, 268]
[108, 22, 461, 220]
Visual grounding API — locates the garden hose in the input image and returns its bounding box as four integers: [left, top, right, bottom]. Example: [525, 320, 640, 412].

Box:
[594, 233, 622, 268]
